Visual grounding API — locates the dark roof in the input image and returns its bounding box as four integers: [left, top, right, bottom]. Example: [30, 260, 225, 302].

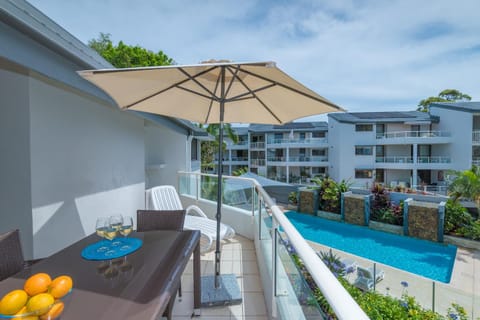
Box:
[248, 122, 328, 132]
[430, 101, 480, 113]
[328, 111, 439, 124]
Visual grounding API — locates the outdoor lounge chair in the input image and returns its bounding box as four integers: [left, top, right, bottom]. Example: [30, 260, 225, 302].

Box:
[145, 185, 235, 253]
[353, 265, 385, 291]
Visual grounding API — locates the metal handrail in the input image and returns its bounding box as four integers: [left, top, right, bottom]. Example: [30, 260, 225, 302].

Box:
[177, 171, 369, 320]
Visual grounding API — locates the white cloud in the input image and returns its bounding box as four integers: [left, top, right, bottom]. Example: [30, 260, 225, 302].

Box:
[29, 0, 480, 116]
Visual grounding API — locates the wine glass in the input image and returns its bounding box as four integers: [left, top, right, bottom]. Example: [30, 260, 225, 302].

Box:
[119, 216, 134, 271]
[95, 217, 109, 253]
[108, 215, 123, 247]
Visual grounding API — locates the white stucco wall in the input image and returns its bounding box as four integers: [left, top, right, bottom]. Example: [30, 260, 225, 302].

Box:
[0, 64, 34, 258]
[29, 75, 145, 258]
[430, 106, 472, 170]
[145, 122, 189, 189]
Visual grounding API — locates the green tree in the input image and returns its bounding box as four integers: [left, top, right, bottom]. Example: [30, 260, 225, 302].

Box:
[200, 124, 238, 173]
[88, 33, 174, 68]
[417, 89, 471, 112]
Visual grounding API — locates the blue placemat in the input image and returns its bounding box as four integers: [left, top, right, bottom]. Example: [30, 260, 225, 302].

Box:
[81, 237, 143, 260]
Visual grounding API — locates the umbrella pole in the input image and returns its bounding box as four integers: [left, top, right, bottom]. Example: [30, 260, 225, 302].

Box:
[201, 66, 242, 307]
[214, 117, 223, 289]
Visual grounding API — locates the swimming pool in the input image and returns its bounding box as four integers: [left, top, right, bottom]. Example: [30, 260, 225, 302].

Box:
[285, 211, 457, 283]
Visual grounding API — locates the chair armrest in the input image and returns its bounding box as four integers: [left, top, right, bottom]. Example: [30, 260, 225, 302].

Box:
[199, 233, 214, 254]
[185, 205, 208, 219]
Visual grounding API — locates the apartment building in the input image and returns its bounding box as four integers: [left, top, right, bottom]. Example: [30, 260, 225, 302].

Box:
[222, 102, 479, 190]
[223, 122, 329, 184]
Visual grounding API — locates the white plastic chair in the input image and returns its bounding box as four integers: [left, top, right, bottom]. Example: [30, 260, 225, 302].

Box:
[145, 185, 235, 252]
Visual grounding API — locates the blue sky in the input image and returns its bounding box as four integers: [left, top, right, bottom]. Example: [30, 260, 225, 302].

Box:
[29, 0, 480, 121]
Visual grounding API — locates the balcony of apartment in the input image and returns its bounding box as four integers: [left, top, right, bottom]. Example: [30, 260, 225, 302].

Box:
[223, 156, 249, 165]
[266, 137, 328, 148]
[229, 140, 250, 150]
[473, 158, 480, 167]
[250, 142, 266, 150]
[176, 171, 368, 320]
[376, 130, 451, 145]
[250, 158, 266, 167]
[472, 131, 480, 145]
[375, 156, 452, 169]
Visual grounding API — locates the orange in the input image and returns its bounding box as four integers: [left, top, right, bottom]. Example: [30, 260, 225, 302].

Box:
[26, 293, 54, 315]
[24, 273, 52, 296]
[48, 276, 73, 299]
[39, 301, 64, 320]
[0, 289, 28, 315]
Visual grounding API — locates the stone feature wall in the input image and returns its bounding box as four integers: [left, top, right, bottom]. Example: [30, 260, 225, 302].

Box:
[343, 194, 366, 225]
[407, 200, 440, 241]
[298, 189, 317, 214]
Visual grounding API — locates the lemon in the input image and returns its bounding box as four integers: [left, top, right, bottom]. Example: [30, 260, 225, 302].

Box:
[0, 289, 28, 315]
[26, 293, 54, 315]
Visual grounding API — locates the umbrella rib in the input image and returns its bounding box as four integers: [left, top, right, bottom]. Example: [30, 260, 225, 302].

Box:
[225, 83, 276, 102]
[238, 68, 342, 110]
[178, 67, 219, 100]
[225, 66, 282, 123]
[123, 66, 219, 109]
[204, 73, 221, 123]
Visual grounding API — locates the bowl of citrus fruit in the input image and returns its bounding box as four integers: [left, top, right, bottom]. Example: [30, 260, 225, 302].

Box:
[0, 273, 73, 320]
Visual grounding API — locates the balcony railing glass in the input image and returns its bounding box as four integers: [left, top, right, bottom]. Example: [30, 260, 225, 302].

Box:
[376, 131, 451, 139]
[250, 142, 266, 149]
[177, 171, 369, 319]
[267, 138, 328, 145]
[472, 130, 480, 142]
[375, 156, 414, 163]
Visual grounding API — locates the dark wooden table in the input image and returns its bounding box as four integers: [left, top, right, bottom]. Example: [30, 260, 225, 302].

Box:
[0, 230, 201, 319]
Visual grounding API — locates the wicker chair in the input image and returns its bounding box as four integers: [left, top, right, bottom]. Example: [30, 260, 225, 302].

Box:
[136, 210, 186, 320]
[0, 229, 30, 281]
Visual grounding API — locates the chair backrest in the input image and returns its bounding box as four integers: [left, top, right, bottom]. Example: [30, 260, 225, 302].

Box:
[356, 266, 373, 280]
[136, 210, 186, 232]
[0, 229, 25, 281]
[146, 186, 184, 210]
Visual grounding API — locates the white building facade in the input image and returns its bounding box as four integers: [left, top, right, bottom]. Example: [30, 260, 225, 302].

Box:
[223, 104, 479, 191]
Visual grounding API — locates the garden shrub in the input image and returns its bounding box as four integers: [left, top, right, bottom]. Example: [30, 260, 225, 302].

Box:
[370, 184, 403, 225]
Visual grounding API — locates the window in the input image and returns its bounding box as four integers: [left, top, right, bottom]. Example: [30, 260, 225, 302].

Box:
[312, 131, 326, 138]
[191, 139, 198, 160]
[355, 169, 373, 179]
[376, 124, 385, 138]
[355, 146, 373, 155]
[375, 169, 384, 182]
[355, 124, 373, 132]
[376, 145, 385, 157]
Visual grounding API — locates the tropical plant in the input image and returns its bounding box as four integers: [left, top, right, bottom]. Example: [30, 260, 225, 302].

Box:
[370, 184, 403, 225]
[199, 123, 238, 173]
[448, 165, 480, 204]
[288, 191, 299, 205]
[312, 177, 352, 214]
[318, 250, 345, 278]
[232, 167, 248, 176]
[417, 89, 472, 112]
[88, 33, 174, 68]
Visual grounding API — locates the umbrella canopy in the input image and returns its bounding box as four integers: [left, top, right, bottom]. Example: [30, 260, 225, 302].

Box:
[78, 60, 343, 303]
[78, 61, 344, 124]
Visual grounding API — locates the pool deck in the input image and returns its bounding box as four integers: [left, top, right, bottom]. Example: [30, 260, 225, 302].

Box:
[308, 239, 479, 318]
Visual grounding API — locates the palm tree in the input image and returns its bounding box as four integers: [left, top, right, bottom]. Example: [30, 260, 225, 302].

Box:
[448, 166, 480, 205]
[199, 123, 238, 173]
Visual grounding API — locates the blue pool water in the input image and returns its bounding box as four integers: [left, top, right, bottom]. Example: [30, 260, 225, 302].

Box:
[285, 211, 457, 283]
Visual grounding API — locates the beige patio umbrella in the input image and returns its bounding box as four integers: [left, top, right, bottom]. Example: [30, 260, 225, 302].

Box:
[78, 60, 344, 306]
